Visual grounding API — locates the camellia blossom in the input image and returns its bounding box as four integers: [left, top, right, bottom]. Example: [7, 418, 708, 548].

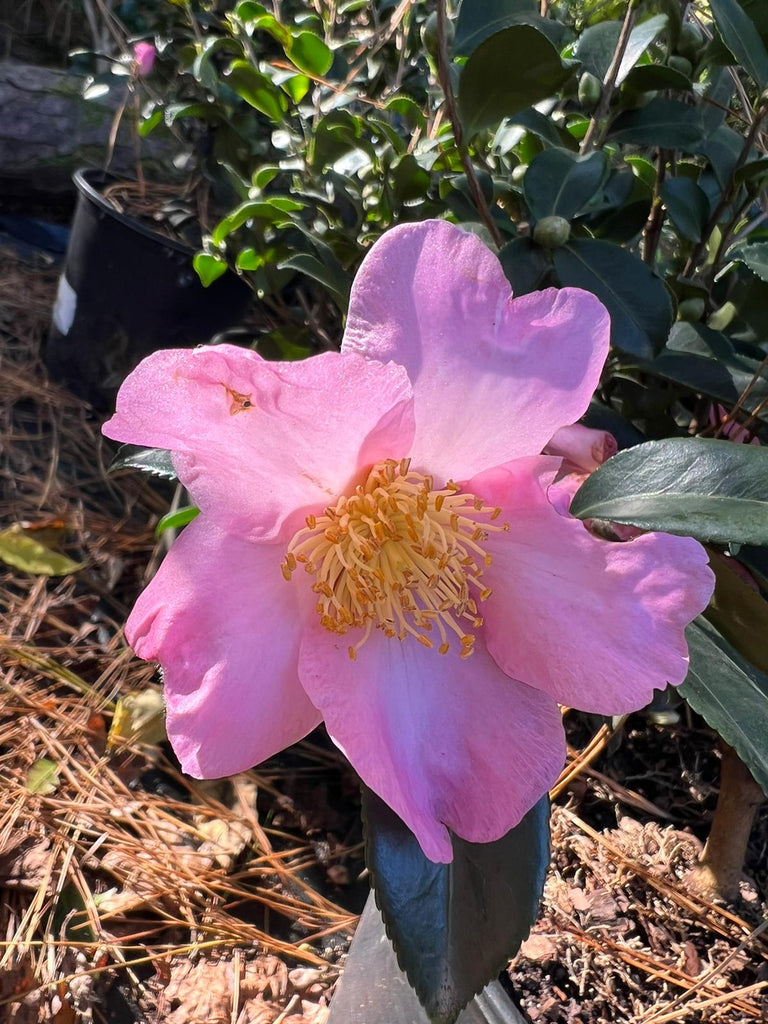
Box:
[103, 220, 714, 863]
[133, 42, 155, 77]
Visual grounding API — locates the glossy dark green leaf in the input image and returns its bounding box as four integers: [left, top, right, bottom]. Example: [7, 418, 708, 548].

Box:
[574, 15, 668, 84]
[729, 240, 768, 282]
[458, 25, 574, 137]
[279, 252, 351, 311]
[570, 437, 768, 544]
[390, 153, 431, 205]
[226, 61, 288, 121]
[363, 786, 549, 1024]
[454, 0, 538, 56]
[524, 148, 608, 220]
[659, 177, 709, 242]
[109, 445, 177, 479]
[552, 239, 673, 358]
[608, 98, 710, 151]
[680, 617, 768, 795]
[706, 553, 768, 675]
[697, 124, 745, 188]
[648, 322, 768, 423]
[499, 236, 551, 295]
[621, 63, 692, 92]
[710, 0, 768, 89]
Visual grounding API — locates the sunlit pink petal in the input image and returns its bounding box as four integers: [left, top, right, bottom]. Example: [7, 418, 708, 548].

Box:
[127, 516, 321, 777]
[103, 345, 414, 542]
[470, 457, 714, 714]
[342, 220, 610, 481]
[544, 423, 617, 472]
[298, 625, 565, 863]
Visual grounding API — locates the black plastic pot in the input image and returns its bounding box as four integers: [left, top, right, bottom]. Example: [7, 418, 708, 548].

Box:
[46, 168, 251, 409]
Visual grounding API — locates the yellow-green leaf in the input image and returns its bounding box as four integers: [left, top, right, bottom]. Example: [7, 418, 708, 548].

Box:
[108, 689, 167, 749]
[26, 758, 61, 795]
[0, 526, 81, 576]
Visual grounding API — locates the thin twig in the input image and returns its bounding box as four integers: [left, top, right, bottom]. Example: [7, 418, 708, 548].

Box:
[580, 0, 638, 154]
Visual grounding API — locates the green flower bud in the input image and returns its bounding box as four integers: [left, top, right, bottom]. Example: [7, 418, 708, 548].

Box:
[420, 12, 454, 57]
[578, 71, 602, 110]
[668, 55, 693, 78]
[677, 22, 705, 61]
[533, 216, 571, 249]
[677, 297, 706, 322]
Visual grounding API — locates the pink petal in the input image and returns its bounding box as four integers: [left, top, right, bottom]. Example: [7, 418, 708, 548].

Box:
[544, 423, 617, 473]
[298, 625, 564, 863]
[126, 515, 321, 777]
[103, 345, 414, 542]
[470, 457, 715, 714]
[342, 221, 610, 481]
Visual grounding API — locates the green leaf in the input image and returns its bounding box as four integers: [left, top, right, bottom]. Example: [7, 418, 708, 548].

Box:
[279, 252, 351, 311]
[193, 252, 229, 287]
[659, 177, 709, 242]
[729, 240, 768, 283]
[524, 148, 608, 220]
[710, 0, 768, 90]
[364, 786, 549, 1024]
[454, 0, 539, 56]
[552, 239, 673, 358]
[621, 63, 692, 92]
[287, 31, 332, 76]
[109, 444, 177, 479]
[138, 109, 163, 136]
[390, 153, 431, 205]
[211, 199, 298, 246]
[608, 98, 710, 151]
[680, 617, 768, 795]
[574, 15, 668, 85]
[26, 758, 61, 795]
[499, 236, 551, 295]
[706, 553, 768, 675]
[697, 124, 745, 188]
[649, 322, 768, 424]
[0, 526, 81, 576]
[226, 61, 288, 121]
[458, 25, 574, 137]
[570, 437, 768, 545]
[155, 506, 200, 537]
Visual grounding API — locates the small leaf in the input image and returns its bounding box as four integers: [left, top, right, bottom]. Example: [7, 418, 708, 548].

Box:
[155, 506, 200, 537]
[710, 0, 768, 90]
[0, 526, 81, 576]
[729, 240, 768, 283]
[458, 25, 574, 137]
[26, 758, 61, 795]
[193, 252, 228, 287]
[552, 239, 673, 358]
[280, 252, 351, 311]
[680, 617, 768, 795]
[570, 437, 768, 545]
[659, 177, 709, 242]
[574, 15, 668, 84]
[226, 61, 288, 121]
[287, 31, 332, 76]
[524, 148, 608, 220]
[108, 689, 167, 750]
[364, 786, 549, 1024]
[109, 444, 177, 479]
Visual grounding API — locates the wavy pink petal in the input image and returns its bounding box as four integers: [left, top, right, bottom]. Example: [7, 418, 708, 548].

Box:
[342, 220, 610, 482]
[544, 423, 617, 472]
[126, 516, 321, 777]
[298, 625, 564, 863]
[103, 345, 415, 542]
[469, 457, 714, 714]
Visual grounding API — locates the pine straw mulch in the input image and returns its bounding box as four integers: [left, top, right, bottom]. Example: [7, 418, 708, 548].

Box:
[0, 245, 767, 1024]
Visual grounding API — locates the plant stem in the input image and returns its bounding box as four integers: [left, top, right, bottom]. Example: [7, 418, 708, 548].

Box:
[435, 1, 503, 248]
[691, 743, 765, 901]
[580, 0, 638, 155]
[641, 148, 668, 264]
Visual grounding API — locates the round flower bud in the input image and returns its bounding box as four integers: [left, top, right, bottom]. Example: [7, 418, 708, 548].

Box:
[677, 297, 705, 322]
[533, 216, 571, 249]
[420, 12, 454, 57]
[578, 72, 602, 109]
[677, 22, 705, 61]
[668, 55, 693, 78]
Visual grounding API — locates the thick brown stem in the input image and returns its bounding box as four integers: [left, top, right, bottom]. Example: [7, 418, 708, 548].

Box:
[690, 743, 765, 901]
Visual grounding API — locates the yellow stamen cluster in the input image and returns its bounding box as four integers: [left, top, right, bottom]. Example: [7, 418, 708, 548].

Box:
[281, 459, 508, 661]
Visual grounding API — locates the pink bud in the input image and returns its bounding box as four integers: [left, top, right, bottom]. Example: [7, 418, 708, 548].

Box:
[133, 42, 155, 77]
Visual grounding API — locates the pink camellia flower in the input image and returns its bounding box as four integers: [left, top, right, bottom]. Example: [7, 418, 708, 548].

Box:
[133, 42, 155, 77]
[102, 221, 714, 863]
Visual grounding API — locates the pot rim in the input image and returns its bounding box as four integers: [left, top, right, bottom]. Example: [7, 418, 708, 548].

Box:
[73, 167, 198, 257]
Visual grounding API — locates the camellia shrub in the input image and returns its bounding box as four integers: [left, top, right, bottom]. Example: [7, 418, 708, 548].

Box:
[105, 1, 768, 1021]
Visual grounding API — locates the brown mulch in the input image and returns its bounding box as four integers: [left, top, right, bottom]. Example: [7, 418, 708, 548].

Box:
[1, 246, 767, 1023]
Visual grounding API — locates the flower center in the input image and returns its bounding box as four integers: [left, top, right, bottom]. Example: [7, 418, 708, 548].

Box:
[281, 459, 508, 661]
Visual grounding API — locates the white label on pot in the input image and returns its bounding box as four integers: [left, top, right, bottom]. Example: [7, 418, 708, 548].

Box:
[52, 274, 77, 335]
